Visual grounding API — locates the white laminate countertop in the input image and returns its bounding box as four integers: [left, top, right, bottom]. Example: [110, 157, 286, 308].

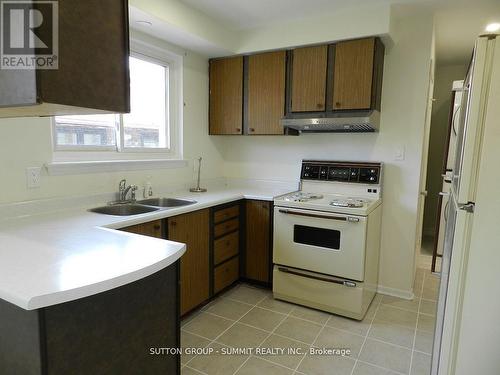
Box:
[0, 185, 295, 311]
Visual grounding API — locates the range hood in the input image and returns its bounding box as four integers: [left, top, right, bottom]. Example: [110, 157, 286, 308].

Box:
[282, 110, 380, 134]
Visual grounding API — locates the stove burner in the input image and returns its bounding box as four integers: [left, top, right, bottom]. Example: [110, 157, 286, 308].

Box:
[284, 192, 324, 202]
[330, 198, 365, 208]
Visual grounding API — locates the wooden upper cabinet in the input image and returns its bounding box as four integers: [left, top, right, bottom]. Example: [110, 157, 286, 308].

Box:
[168, 209, 210, 316]
[209, 57, 243, 135]
[333, 37, 382, 110]
[291, 45, 328, 112]
[0, 0, 130, 117]
[247, 51, 286, 135]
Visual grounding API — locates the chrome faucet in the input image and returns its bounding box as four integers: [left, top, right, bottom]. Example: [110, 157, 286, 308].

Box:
[110, 179, 138, 205]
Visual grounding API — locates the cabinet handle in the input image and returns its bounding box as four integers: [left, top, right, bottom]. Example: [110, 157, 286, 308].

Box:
[316, 103, 323, 109]
[335, 102, 341, 107]
[250, 128, 255, 132]
[236, 128, 241, 133]
[170, 221, 177, 226]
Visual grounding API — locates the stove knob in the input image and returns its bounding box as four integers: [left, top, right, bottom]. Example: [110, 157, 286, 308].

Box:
[369, 177, 375, 181]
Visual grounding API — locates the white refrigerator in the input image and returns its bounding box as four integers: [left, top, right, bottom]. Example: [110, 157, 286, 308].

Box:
[432, 35, 500, 374]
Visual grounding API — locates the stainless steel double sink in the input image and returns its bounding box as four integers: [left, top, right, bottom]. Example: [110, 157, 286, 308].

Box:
[89, 198, 197, 216]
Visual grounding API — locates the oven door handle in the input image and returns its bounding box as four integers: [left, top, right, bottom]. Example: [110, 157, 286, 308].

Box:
[277, 267, 357, 287]
[278, 209, 351, 222]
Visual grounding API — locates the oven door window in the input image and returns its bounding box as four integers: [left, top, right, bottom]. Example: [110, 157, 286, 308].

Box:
[293, 225, 340, 250]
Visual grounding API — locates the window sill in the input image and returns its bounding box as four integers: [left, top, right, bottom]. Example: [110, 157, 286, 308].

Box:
[45, 159, 189, 176]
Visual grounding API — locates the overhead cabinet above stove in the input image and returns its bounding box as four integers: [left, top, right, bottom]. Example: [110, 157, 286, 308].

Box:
[209, 36, 385, 135]
[0, 0, 130, 118]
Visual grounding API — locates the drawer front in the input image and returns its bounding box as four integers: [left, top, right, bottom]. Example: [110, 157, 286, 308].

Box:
[214, 218, 239, 238]
[214, 257, 239, 293]
[214, 231, 239, 265]
[214, 205, 240, 224]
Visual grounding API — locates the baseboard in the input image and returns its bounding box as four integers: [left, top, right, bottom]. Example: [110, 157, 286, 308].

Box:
[377, 285, 415, 300]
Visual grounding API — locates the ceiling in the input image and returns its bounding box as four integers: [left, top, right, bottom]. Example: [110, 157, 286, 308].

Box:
[179, 0, 500, 65]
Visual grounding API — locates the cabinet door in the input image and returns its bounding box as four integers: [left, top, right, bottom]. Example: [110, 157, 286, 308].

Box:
[245, 200, 271, 283]
[209, 57, 243, 135]
[333, 38, 375, 110]
[121, 220, 163, 238]
[247, 51, 286, 135]
[168, 209, 210, 315]
[291, 45, 328, 112]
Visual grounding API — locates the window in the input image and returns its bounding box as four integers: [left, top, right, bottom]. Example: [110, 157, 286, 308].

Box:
[51, 39, 183, 165]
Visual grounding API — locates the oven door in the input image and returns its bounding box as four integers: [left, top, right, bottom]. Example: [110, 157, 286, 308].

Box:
[273, 207, 367, 281]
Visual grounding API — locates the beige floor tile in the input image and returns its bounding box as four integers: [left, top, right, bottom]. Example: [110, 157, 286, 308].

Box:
[181, 366, 205, 375]
[369, 320, 416, 348]
[290, 305, 331, 325]
[258, 296, 295, 314]
[327, 314, 371, 337]
[381, 295, 420, 312]
[421, 287, 438, 301]
[374, 305, 418, 329]
[217, 322, 269, 348]
[239, 306, 286, 332]
[353, 361, 400, 375]
[224, 285, 270, 305]
[183, 312, 234, 340]
[204, 298, 253, 321]
[188, 342, 248, 375]
[411, 351, 431, 375]
[314, 326, 365, 358]
[414, 329, 434, 354]
[417, 313, 436, 333]
[365, 298, 381, 320]
[419, 300, 437, 316]
[359, 338, 412, 374]
[181, 331, 211, 364]
[298, 353, 356, 375]
[235, 356, 293, 375]
[182, 310, 202, 327]
[258, 334, 308, 369]
[274, 316, 323, 344]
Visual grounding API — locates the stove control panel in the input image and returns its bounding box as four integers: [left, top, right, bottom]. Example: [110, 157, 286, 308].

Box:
[301, 161, 381, 184]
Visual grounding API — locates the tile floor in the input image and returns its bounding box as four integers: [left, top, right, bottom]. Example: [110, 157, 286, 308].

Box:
[180, 267, 439, 375]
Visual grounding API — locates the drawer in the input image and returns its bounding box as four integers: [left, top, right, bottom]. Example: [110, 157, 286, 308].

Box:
[214, 205, 240, 224]
[214, 218, 239, 238]
[214, 231, 239, 265]
[214, 257, 239, 293]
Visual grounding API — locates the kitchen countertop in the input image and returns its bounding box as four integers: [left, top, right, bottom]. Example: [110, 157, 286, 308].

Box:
[0, 185, 295, 311]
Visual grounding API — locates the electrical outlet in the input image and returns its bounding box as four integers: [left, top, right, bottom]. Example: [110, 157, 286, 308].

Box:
[26, 167, 41, 189]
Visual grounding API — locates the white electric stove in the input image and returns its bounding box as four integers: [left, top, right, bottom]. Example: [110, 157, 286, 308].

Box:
[272, 160, 383, 320]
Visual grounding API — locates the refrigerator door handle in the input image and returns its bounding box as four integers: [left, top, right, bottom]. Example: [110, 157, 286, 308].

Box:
[458, 202, 475, 213]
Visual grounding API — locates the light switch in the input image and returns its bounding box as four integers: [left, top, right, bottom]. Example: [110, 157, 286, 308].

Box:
[394, 145, 405, 161]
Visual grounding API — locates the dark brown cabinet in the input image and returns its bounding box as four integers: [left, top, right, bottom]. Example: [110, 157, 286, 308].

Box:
[247, 51, 286, 135]
[290, 45, 329, 112]
[211, 203, 241, 294]
[244, 200, 272, 284]
[332, 37, 384, 111]
[0, 0, 130, 117]
[167, 210, 210, 316]
[209, 56, 243, 135]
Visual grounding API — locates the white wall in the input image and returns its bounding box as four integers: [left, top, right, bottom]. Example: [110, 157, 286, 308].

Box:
[0, 31, 224, 205]
[422, 63, 467, 237]
[218, 9, 435, 296]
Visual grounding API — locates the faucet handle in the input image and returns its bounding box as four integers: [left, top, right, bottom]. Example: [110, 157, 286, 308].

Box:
[119, 179, 126, 191]
[130, 185, 138, 201]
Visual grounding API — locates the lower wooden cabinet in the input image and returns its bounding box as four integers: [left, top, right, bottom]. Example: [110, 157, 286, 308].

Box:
[211, 203, 241, 295]
[167, 209, 210, 316]
[245, 200, 272, 284]
[121, 220, 163, 238]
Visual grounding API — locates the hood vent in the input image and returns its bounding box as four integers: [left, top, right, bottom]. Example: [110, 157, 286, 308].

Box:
[282, 111, 380, 135]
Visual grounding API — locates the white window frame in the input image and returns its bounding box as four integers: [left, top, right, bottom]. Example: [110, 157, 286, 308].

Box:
[50, 38, 183, 167]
